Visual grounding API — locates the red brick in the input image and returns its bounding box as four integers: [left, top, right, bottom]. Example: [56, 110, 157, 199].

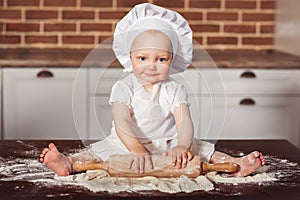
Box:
[44, 0, 76, 7]
[25, 35, 58, 43]
[62, 35, 94, 44]
[0, 35, 20, 43]
[63, 10, 94, 19]
[0, 10, 21, 19]
[98, 35, 111, 43]
[6, 23, 39, 32]
[193, 36, 203, 45]
[7, 0, 39, 6]
[207, 36, 238, 45]
[224, 25, 256, 33]
[153, 0, 184, 8]
[243, 13, 274, 21]
[99, 11, 127, 19]
[117, 0, 148, 7]
[261, 1, 276, 9]
[180, 12, 203, 21]
[44, 23, 76, 32]
[189, 0, 221, 9]
[260, 25, 274, 33]
[81, 0, 112, 7]
[207, 12, 238, 21]
[81, 23, 112, 32]
[26, 10, 58, 20]
[242, 37, 274, 45]
[190, 24, 219, 32]
[225, 0, 257, 9]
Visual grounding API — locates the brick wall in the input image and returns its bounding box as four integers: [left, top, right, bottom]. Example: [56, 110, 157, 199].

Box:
[0, 0, 276, 50]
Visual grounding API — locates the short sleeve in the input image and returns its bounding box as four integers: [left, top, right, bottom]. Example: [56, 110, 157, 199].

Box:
[171, 84, 191, 113]
[109, 81, 133, 108]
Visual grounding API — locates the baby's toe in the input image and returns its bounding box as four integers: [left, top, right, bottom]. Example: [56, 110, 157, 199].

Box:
[252, 151, 260, 157]
[48, 143, 58, 152]
[42, 148, 49, 154]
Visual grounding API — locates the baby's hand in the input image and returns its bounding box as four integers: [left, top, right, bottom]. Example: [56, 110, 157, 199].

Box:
[164, 146, 193, 168]
[128, 149, 153, 173]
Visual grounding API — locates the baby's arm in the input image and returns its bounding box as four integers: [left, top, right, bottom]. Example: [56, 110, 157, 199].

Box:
[111, 102, 153, 173]
[165, 104, 194, 168]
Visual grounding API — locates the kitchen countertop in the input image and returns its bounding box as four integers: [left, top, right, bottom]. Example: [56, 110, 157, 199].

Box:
[1, 48, 300, 69]
[0, 140, 299, 200]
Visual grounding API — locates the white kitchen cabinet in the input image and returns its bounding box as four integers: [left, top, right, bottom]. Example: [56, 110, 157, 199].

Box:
[87, 67, 300, 148]
[88, 68, 123, 139]
[198, 69, 300, 148]
[200, 96, 300, 142]
[88, 96, 113, 140]
[3, 68, 87, 139]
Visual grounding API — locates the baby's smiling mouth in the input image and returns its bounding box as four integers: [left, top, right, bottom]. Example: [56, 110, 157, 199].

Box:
[144, 72, 159, 77]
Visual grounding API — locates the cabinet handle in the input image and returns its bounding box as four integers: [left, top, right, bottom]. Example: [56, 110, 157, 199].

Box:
[240, 71, 256, 78]
[239, 98, 256, 106]
[37, 70, 54, 78]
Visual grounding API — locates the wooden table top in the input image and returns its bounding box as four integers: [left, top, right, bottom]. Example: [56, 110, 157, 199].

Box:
[1, 48, 300, 69]
[0, 139, 299, 200]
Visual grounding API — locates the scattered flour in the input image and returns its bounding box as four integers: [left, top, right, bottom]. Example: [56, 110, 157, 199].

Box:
[0, 153, 298, 194]
[206, 171, 277, 185]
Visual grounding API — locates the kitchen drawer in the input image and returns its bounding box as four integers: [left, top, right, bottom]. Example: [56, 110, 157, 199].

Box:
[199, 69, 300, 95]
[89, 68, 123, 95]
[88, 96, 113, 140]
[199, 96, 300, 147]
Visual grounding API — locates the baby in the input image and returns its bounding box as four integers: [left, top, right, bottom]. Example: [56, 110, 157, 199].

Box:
[40, 3, 265, 177]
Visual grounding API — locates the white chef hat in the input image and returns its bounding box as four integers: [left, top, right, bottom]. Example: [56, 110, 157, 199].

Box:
[112, 3, 193, 74]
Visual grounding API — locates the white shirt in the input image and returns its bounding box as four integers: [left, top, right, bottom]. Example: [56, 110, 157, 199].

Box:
[109, 73, 190, 143]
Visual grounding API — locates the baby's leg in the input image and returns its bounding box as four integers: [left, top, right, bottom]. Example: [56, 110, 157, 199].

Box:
[210, 150, 265, 177]
[40, 143, 100, 176]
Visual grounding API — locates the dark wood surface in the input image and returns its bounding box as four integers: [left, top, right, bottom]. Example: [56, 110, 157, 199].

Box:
[0, 140, 299, 200]
[1, 48, 300, 69]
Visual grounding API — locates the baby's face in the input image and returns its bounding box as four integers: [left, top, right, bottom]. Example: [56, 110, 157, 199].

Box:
[130, 30, 172, 85]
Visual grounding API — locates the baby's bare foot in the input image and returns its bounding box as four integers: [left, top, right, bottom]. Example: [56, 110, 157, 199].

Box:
[233, 151, 265, 177]
[40, 143, 72, 176]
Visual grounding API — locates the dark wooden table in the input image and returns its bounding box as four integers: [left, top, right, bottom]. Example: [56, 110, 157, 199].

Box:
[1, 48, 300, 69]
[0, 140, 299, 200]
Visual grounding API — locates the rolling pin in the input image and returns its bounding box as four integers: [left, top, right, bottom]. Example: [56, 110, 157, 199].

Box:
[73, 155, 240, 178]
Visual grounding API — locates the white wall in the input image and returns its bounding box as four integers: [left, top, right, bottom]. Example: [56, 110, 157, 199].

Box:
[275, 0, 300, 56]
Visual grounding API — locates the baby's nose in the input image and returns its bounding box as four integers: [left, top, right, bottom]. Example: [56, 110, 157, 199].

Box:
[147, 62, 157, 70]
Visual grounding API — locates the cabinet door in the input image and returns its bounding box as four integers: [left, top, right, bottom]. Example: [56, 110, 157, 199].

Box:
[3, 68, 87, 139]
[200, 96, 300, 147]
[88, 68, 123, 139]
[170, 69, 201, 95]
[88, 96, 113, 140]
[89, 68, 124, 95]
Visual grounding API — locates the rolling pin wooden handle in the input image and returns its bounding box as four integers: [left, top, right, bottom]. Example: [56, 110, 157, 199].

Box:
[73, 162, 108, 172]
[202, 162, 240, 173]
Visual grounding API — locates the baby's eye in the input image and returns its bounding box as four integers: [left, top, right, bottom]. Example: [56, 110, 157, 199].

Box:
[138, 57, 146, 61]
[158, 58, 167, 62]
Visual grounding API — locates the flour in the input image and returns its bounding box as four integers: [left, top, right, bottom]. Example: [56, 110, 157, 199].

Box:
[206, 171, 277, 185]
[0, 153, 298, 195]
